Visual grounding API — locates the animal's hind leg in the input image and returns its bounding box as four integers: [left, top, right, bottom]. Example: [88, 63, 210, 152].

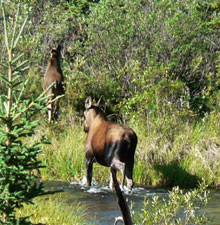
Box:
[125, 159, 134, 190]
[86, 156, 94, 186]
[48, 98, 53, 122]
[110, 158, 125, 190]
[54, 99, 60, 120]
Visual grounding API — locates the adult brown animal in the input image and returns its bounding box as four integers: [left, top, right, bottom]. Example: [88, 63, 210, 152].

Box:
[43, 45, 65, 122]
[83, 97, 138, 190]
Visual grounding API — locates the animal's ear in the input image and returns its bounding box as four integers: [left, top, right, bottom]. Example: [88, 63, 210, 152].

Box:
[96, 96, 102, 106]
[85, 97, 92, 109]
[49, 44, 52, 51]
[57, 45, 61, 52]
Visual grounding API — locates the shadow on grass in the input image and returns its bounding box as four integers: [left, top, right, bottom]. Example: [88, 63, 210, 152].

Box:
[154, 162, 201, 188]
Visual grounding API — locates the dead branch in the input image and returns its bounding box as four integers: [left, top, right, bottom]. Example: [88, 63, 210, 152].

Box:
[111, 167, 132, 225]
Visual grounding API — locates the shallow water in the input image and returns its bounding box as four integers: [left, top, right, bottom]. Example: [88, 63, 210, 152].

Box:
[43, 179, 220, 225]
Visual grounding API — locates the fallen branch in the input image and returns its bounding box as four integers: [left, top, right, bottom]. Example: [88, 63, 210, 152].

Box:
[111, 167, 132, 225]
[114, 216, 124, 225]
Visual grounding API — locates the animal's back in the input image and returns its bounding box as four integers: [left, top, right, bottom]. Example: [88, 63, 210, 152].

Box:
[106, 123, 137, 142]
[43, 65, 64, 95]
[87, 120, 109, 165]
[90, 121, 137, 166]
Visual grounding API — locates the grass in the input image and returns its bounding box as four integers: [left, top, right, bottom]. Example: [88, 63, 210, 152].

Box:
[16, 106, 219, 224]
[130, 114, 220, 188]
[39, 121, 86, 181]
[16, 194, 92, 225]
[32, 109, 220, 189]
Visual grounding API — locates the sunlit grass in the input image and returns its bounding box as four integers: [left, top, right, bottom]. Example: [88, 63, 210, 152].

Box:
[32, 110, 220, 188]
[39, 121, 86, 181]
[16, 194, 92, 225]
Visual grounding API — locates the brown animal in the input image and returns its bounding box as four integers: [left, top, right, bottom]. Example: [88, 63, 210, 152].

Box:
[83, 97, 138, 190]
[43, 45, 65, 122]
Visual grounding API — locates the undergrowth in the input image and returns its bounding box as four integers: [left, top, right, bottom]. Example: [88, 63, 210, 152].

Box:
[132, 181, 210, 225]
[32, 108, 220, 188]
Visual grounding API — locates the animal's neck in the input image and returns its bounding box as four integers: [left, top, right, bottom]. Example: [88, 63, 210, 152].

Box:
[96, 113, 107, 122]
[49, 58, 60, 68]
[89, 115, 107, 131]
[92, 114, 106, 127]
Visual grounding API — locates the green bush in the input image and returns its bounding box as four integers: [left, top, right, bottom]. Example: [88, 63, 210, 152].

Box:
[78, 0, 219, 119]
[0, 2, 49, 223]
[132, 181, 210, 225]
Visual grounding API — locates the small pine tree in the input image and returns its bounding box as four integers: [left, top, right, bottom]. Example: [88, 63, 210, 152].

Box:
[0, 2, 51, 224]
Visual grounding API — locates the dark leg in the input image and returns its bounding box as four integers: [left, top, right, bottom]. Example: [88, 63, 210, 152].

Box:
[125, 159, 134, 190]
[86, 157, 94, 186]
[54, 98, 60, 120]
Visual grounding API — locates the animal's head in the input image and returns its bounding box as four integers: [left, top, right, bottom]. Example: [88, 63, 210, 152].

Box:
[83, 97, 103, 132]
[49, 45, 61, 61]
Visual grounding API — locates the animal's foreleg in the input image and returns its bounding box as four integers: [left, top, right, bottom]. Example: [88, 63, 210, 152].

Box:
[86, 157, 93, 186]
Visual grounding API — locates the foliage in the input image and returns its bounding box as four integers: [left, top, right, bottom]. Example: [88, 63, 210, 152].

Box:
[2, 0, 219, 119]
[0, 0, 218, 223]
[0, 2, 49, 224]
[131, 112, 220, 188]
[0, 0, 219, 190]
[132, 181, 210, 225]
[39, 121, 86, 181]
[79, 0, 219, 118]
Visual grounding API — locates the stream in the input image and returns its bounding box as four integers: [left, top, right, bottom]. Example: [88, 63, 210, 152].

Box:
[43, 179, 220, 225]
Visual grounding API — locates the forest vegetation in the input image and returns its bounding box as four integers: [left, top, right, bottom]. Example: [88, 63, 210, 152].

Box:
[0, 0, 220, 195]
[1, 0, 220, 188]
[1, 0, 219, 224]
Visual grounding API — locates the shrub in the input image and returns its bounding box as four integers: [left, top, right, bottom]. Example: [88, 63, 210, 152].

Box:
[0, 2, 49, 223]
[132, 181, 210, 225]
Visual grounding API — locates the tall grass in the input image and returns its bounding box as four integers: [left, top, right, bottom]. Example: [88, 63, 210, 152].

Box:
[40, 121, 86, 181]
[34, 109, 220, 188]
[132, 181, 210, 225]
[130, 112, 220, 188]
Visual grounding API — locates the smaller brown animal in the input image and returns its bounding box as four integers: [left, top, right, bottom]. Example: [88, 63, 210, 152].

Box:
[83, 97, 138, 190]
[43, 45, 65, 122]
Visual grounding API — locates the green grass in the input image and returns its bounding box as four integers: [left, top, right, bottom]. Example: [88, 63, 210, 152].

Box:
[129, 113, 220, 188]
[33, 110, 220, 188]
[39, 121, 86, 181]
[16, 194, 92, 225]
